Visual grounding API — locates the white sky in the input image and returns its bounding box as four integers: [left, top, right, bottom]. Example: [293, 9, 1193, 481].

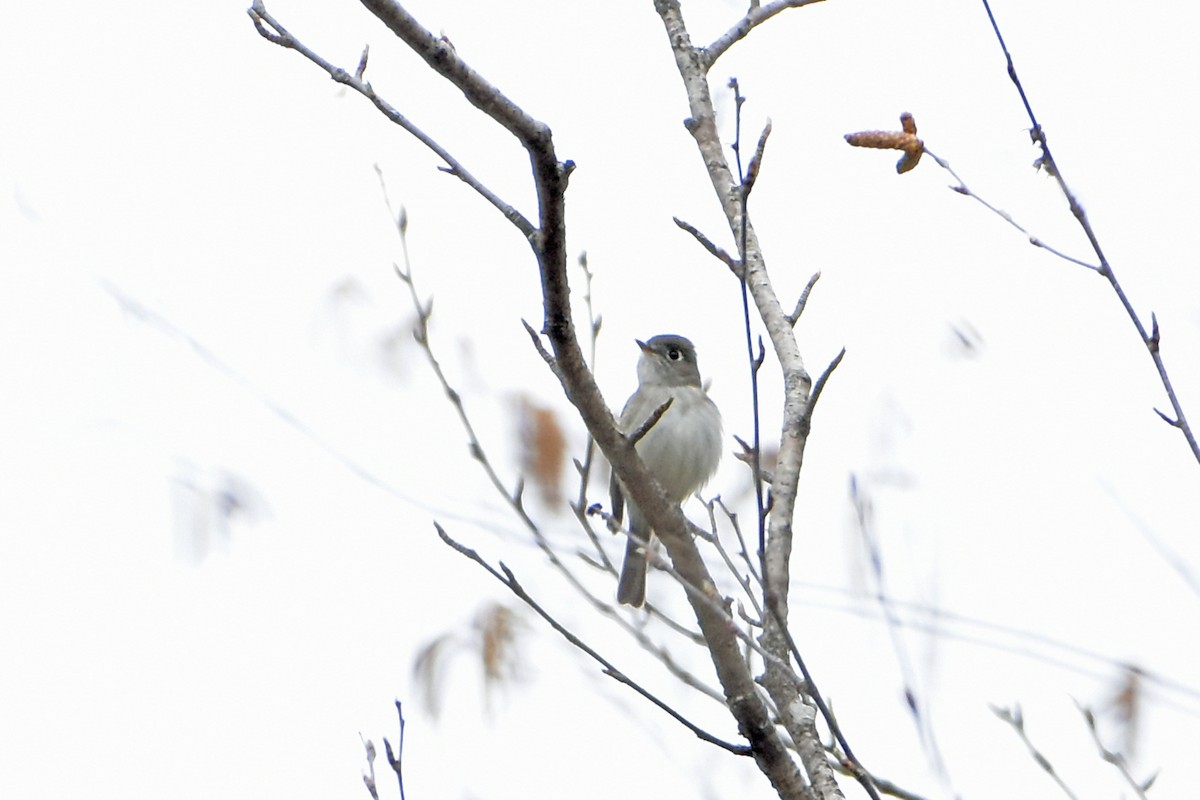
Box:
[3, 2, 1199, 799]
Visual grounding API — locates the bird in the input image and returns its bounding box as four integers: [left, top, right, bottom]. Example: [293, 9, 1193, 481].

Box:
[611, 335, 723, 607]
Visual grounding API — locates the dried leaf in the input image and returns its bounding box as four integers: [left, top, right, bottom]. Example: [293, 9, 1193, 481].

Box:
[516, 396, 566, 505]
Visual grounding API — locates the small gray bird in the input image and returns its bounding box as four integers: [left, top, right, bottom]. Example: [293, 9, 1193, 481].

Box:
[612, 335, 723, 607]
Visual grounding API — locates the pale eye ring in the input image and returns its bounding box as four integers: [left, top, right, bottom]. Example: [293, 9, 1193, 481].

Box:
[667, 348, 682, 361]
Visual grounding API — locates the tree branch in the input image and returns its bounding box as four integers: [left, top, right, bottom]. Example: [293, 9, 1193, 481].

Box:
[435, 523, 751, 755]
[348, 2, 805, 791]
[673, 216, 740, 274]
[1077, 703, 1154, 799]
[656, 4, 852, 798]
[248, 1, 533, 237]
[703, 0, 828, 68]
[991, 705, 1081, 800]
[787, 272, 822, 326]
[978, 0, 1200, 468]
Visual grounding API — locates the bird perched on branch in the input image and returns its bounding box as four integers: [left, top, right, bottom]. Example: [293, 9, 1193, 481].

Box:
[611, 335, 722, 607]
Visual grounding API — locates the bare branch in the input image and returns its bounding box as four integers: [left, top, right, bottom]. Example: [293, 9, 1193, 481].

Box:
[809, 348, 846, 417]
[1076, 703, 1153, 800]
[849, 475, 948, 778]
[787, 271, 822, 327]
[703, 0, 828, 68]
[258, 3, 865, 796]
[434, 523, 752, 755]
[355, 43, 370, 79]
[991, 705, 1081, 800]
[382, 702, 407, 800]
[657, 1, 814, 634]
[743, 119, 773, 196]
[360, 733, 378, 800]
[247, 1, 533, 237]
[978, 0, 1200, 467]
[388, 174, 737, 726]
[703, 498, 765, 621]
[673, 217, 740, 274]
[520, 319, 564, 380]
[628, 399, 674, 446]
[658, 3, 858, 797]
[825, 752, 934, 800]
[358, 0, 552, 153]
[922, 148, 1099, 270]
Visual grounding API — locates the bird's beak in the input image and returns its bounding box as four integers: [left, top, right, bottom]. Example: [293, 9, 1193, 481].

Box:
[636, 339, 652, 353]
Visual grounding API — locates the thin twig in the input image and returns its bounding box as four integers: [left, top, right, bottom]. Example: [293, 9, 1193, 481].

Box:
[520, 319, 565, 381]
[572, 252, 603, 522]
[97, 278, 439, 515]
[673, 217, 740, 274]
[629, 399, 674, 446]
[382, 701, 407, 800]
[991, 705, 1081, 800]
[702, 0, 827, 68]
[825, 752, 933, 800]
[563, 254, 624, 576]
[787, 272, 822, 326]
[809, 348, 846, 417]
[761, 598, 881, 800]
[743, 119, 773, 196]
[360, 733, 379, 800]
[587, 507, 823, 688]
[728, 78, 769, 595]
[978, 0, 1200, 467]
[703, 498, 766, 623]
[924, 149, 1098, 270]
[248, 1, 533, 237]
[1076, 702, 1154, 799]
[716, 496, 764, 590]
[849, 474, 948, 780]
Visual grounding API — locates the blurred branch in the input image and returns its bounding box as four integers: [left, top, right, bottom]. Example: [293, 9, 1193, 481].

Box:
[1077, 703, 1155, 799]
[825, 752, 933, 800]
[1104, 480, 1200, 601]
[360, 733, 378, 800]
[991, 705, 1081, 800]
[98, 279, 440, 514]
[797, 581, 1200, 719]
[849, 475, 947, 780]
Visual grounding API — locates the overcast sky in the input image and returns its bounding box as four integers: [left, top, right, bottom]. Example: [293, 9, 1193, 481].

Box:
[3, 2, 1199, 798]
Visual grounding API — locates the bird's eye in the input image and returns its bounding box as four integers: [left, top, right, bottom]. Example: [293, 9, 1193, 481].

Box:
[667, 348, 682, 361]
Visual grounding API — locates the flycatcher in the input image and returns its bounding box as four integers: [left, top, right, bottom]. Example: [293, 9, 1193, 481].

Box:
[611, 335, 722, 607]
